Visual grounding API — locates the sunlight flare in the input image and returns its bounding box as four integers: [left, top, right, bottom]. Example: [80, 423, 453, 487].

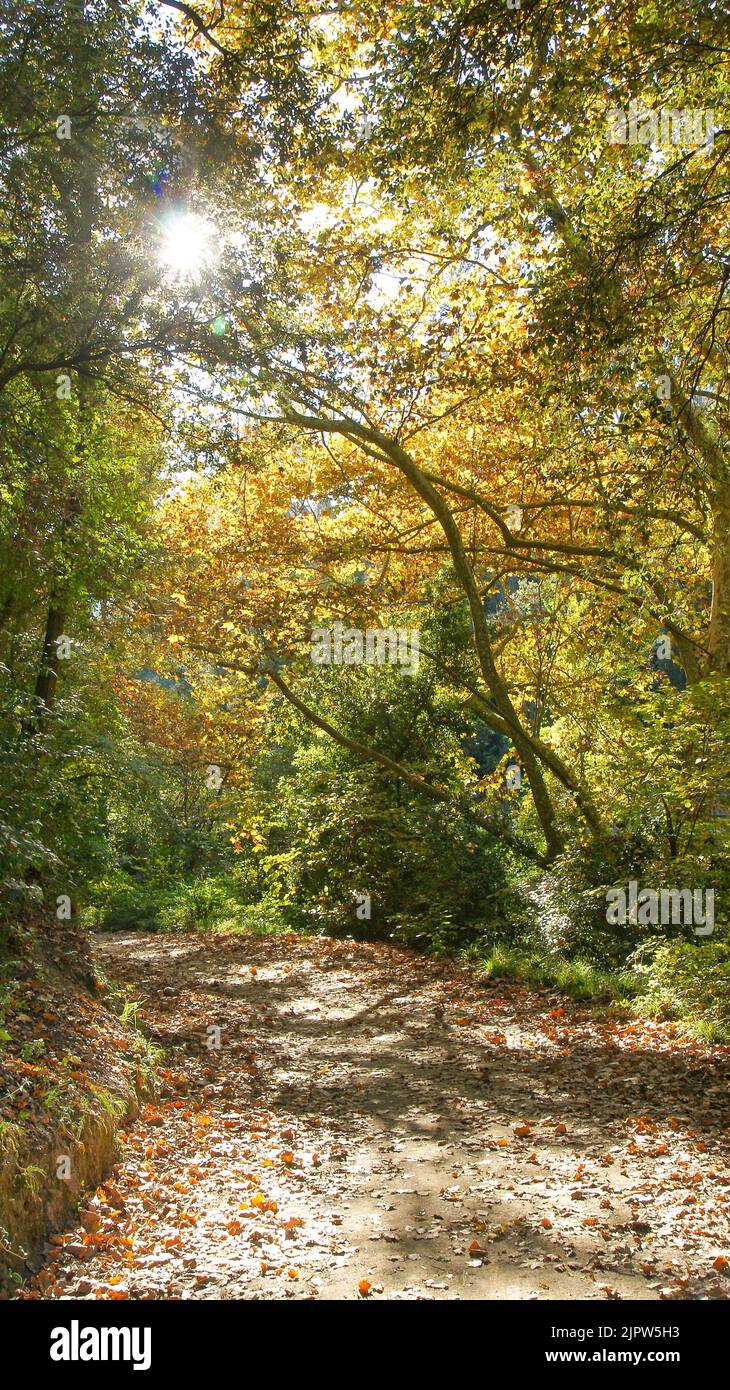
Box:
[157, 211, 217, 281]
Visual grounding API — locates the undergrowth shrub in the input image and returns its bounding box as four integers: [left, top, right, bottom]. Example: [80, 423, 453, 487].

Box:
[630, 929, 730, 1040]
[81, 872, 291, 936]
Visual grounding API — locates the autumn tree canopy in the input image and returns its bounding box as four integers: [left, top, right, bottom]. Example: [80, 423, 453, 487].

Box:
[1, 0, 728, 929]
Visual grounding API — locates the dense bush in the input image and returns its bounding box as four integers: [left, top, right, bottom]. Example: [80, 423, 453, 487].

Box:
[630, 929, 730, 1040]
[0, 689, 119, 922]
[80, 872, 291, 936]
[254, 737, 520, 953]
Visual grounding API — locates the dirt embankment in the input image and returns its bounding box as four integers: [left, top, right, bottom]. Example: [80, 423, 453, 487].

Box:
[0, 923, 154, 1293]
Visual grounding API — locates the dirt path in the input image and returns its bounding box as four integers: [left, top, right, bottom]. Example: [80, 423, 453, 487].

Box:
[21, 931, 730, 1301]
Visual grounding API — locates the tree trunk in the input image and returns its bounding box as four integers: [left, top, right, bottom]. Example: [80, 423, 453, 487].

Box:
[707, 477, 730, 675]
[386, 439, 566, 859]
[32, 601, 65, 714]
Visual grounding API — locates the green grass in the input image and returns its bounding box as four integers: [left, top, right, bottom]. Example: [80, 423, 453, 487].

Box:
[16, 1163, 45, 1195]
[91, 1086, 128, 1120]
[464, 943, 643, 1003]
[205, 898, 294, 936]
[0, 1119, 25, 1164]
[463, 940, 730, 1042]
[94, 969, 165, 1082]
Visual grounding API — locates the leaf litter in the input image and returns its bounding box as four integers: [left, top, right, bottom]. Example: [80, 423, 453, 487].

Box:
[17, 931, 730, 1302]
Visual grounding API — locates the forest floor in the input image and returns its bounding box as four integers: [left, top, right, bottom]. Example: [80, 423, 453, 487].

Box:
[18, 930, 730, 1301]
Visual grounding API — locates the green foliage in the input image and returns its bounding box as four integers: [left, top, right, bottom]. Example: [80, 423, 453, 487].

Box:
[0, 690, 122, 918]
[521, 842, 648, 968]
[249, 666, 518, 951]
[467, 943, 641, 1004]
[631, 930, 730, 1042]
[81, 871, 290, 937]
[81, 877, 168, 933]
